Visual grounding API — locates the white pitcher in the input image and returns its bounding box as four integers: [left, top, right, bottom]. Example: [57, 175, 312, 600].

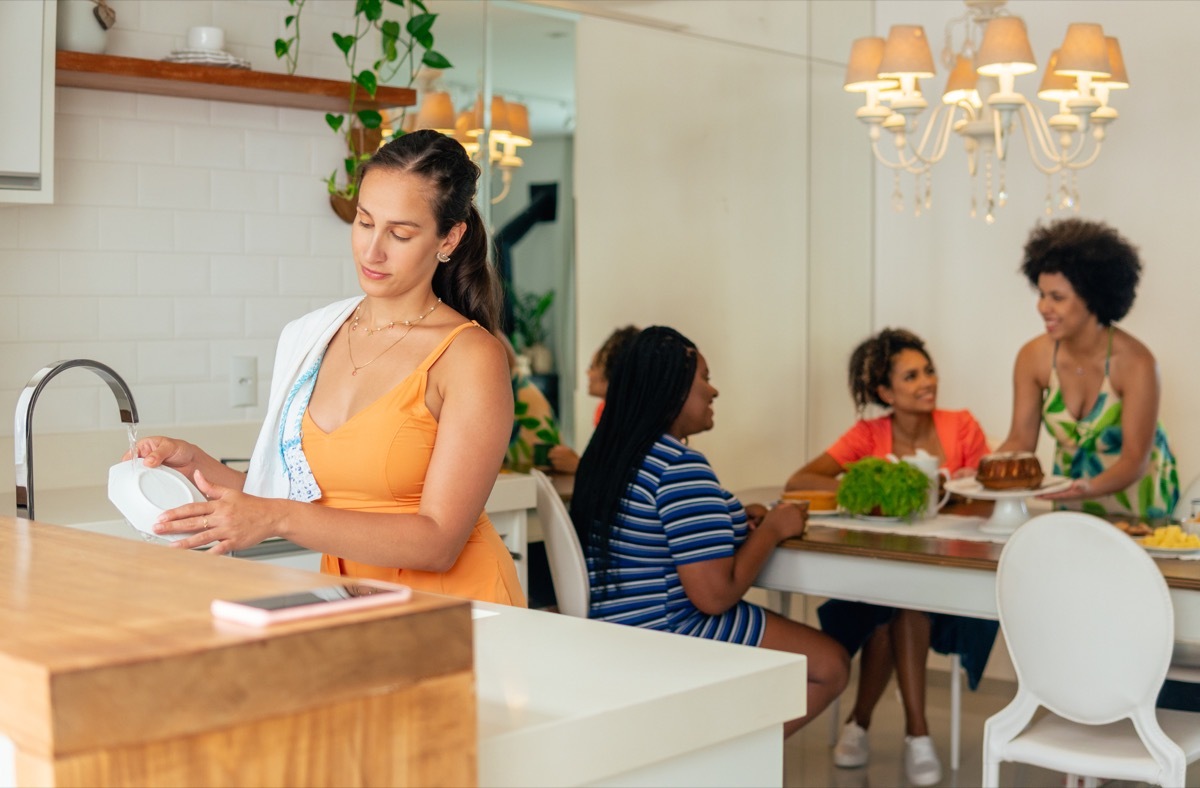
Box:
[901, 450, 950, 520]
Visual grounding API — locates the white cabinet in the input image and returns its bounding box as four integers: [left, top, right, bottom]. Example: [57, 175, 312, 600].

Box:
[0, 0, 55, 203]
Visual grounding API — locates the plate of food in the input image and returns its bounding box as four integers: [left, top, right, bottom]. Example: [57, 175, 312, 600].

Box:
[780, 489, 839, 514]
[1139, 525, 1200, 556]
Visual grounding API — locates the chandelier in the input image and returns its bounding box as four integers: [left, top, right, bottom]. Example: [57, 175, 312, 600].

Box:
[406, 90, 533, 205]
[844, 0, 1129, 222]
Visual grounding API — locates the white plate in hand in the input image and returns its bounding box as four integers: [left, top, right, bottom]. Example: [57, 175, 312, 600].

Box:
[108, 459, 205, 543]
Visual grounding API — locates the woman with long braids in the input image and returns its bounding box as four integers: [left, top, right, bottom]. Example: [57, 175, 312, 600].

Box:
[786, 328, 993, 785]
[571, 326, 848, 737]
[131, 130, 524, 605]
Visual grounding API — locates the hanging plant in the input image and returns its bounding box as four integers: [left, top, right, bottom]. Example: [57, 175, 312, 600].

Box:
[275, 0, 453, 219]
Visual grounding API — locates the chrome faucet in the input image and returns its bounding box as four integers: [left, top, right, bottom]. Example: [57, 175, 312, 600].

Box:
[15, 360, 138, 521]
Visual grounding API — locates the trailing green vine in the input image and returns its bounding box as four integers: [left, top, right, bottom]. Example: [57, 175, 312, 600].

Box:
[274, 0, 453, 203]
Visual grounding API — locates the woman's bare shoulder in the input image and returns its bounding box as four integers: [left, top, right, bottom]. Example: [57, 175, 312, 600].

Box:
[1111, 328, 1158, 373]
[1014, 334, 1053, 372]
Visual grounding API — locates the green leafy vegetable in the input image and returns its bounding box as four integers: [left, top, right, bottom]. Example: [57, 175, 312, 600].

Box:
[836, 457, 929, 519]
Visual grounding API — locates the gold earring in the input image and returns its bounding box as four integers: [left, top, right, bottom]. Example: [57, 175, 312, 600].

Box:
[436, 251, 451, 263]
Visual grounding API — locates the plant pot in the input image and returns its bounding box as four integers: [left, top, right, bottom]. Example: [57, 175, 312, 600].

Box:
[57, 0, 109, 54]
[527, 343, 554, 375]
[330, 193, 357, 224]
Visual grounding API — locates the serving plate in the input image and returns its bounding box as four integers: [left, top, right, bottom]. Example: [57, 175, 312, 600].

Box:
[944, 475, 1072, 499]
[1141, 545, 1200, 557]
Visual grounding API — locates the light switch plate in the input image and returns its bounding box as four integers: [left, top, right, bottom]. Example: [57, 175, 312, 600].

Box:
[230, 355, 257, 408]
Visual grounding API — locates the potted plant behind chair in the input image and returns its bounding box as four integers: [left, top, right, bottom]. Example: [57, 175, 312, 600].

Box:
[274, 0, 453, 222]
[508, 288, 555, 374]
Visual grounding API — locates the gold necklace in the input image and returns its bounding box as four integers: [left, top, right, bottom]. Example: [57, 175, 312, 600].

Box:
[345, 298, 440, 376]
[347, 324, 416, 376]
[350, 298, 441, 337]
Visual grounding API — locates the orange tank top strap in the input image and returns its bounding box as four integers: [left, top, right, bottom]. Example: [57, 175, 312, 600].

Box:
[417, 320, 480, 373]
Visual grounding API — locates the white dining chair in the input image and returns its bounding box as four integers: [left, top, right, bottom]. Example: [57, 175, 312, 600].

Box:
[531, 470, 590, 618]
[983, 511, 1200, 787]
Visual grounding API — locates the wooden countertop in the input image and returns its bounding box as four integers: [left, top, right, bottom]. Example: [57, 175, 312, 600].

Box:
[0, 517, 473, 767]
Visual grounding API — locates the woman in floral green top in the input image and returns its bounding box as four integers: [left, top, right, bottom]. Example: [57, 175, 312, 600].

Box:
[998, 218, 1178, 519]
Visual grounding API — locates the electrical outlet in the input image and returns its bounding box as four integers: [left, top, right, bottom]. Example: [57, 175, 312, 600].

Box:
[230, 356, 257, 408]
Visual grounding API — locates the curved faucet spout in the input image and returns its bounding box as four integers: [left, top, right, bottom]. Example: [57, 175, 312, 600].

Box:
[14, 359, 139, 522]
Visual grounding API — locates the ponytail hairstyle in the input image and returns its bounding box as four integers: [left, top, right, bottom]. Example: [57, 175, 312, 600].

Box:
[847, 327, 931, 414]
[570, 326, 697, 595]
[357, 129, 502, 331]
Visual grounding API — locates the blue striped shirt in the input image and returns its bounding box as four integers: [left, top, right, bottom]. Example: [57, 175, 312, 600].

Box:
[587, 434, 765, 646]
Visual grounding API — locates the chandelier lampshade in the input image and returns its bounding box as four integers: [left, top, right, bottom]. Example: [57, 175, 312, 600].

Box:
[415, 91, 456, 134]
[1055, 23, 1111, 78]
[878, 25, 936, 79]
[976, 17, 1037, 76]
[1037, 51, 1078, 102]
[844, 37, 899, 91]
[505, 102, 533, 147]
[1097, 37, 1129, 89]
[942, 55, 980, 106]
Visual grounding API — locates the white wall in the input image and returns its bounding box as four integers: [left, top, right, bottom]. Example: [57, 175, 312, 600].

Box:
[869, 1, 1200, 483]
[573, 1, 872, 491]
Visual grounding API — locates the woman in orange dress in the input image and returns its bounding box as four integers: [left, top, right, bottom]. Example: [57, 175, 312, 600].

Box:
[131, 130, 524, 606]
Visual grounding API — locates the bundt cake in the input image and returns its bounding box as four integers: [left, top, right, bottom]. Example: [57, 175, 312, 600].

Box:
[977, 452, 1044, 491]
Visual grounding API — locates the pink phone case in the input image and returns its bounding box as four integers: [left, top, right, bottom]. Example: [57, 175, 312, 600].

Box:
[210, 580, 413, 627]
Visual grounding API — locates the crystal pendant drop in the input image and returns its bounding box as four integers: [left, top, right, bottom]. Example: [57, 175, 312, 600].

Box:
[970, 194, 977, 219]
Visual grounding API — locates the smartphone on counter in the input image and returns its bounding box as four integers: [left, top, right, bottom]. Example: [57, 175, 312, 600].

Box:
[211, 579, 412, 627]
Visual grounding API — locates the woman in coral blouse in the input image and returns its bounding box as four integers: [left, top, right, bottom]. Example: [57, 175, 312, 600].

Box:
[785, 327, 992, 787]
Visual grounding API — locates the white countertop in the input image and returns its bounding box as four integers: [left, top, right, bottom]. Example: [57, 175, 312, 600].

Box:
[472, 602, 806, 787]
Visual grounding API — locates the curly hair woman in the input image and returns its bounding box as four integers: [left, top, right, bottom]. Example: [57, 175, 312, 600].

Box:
[997, 217, 1178, 519]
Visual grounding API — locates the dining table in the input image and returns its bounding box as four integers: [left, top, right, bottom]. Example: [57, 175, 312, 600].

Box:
[737, 487, 1200, 644]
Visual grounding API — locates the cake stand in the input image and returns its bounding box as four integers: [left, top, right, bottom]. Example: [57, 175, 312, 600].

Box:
[944, 476, 1072, 535]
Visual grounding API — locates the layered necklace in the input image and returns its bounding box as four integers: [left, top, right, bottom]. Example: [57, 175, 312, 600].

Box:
[346, 298, 442, 376]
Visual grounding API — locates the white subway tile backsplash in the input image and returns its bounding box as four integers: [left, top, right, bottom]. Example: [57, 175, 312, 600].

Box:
[210, 255, 276, 294]
[136, 95, 211, 125]
[18, 385, 101, 434]
[209, 102, 279, 132]
[138, 165, 211, 210]
[209, 338, 276, 378]
[310, 217, 351, 256]
[53, 116, 101, 161]
[57, 87, 138, 119]
[19, 297, 98, 342]
[56, 341, 139, 383]
[99, 207, 176, 252]
[99, 118, 176, 165]
[59, 252, 137, 295]
[245, 132, 314, 175]
[0, 251, 60, 295]
[137, 0, 209, 36]
[98, 297, 174, 341]
[0, 342, 61, 389]
[245, 214, 310, 255]
[138, 340, 209, 383]
[137, 253, 211, 296]
[175, 125, 245, 169]
[175, 381, 245, 424]
[277, 174, 331, 217]
[19, 206, 100, 251]
[213, 0, 287, 51]
[278, 109, 330, 137]
[0, 298, 19, 342]
[56, 161, 139, 207]
[126, 382, 175, 429]
[211, 170, 279, 214]
[0, 208, 18, 246]
[174, 211, 244, 254]
[244, 297, 314, 339]
[278, 256, 342, 295]
[174, 297, 245, 339]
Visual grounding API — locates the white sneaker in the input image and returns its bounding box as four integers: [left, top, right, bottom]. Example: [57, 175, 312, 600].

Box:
[904, 735, 942, 786]
[833, 721, 869, 768]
